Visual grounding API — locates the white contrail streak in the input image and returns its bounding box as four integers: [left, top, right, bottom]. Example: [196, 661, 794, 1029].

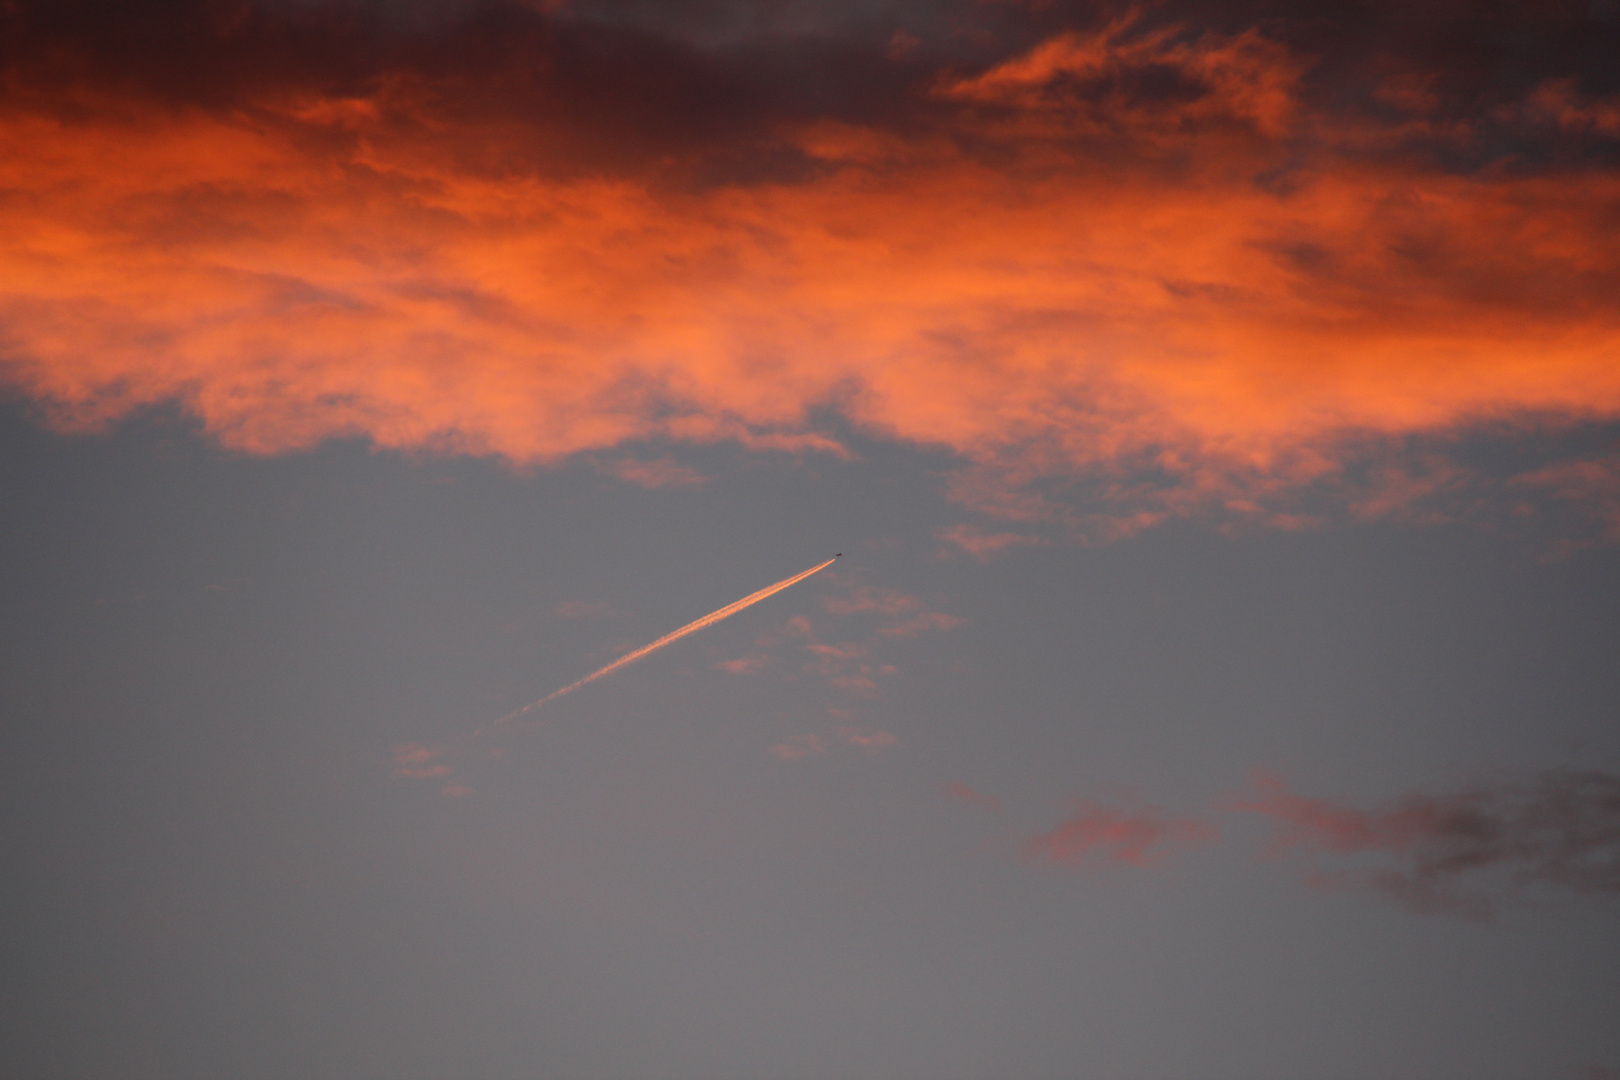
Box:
[487, 556, 837, 729]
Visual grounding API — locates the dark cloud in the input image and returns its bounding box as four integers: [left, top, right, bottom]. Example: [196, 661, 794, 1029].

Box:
[1231, 768, 1620, 917]
[4, 0, 1617, 205]
[6, 0, 1618, 175]
[0, 0, 929, 182]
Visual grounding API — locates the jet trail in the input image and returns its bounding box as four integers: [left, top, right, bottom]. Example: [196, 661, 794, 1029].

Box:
[488, 556, 837, 729]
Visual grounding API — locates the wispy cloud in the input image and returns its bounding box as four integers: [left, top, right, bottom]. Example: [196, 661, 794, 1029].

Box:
[939, 526, 1048, 561]
[824, 586, 922, 617]
[713, 655, 769, 675]
[769, 734, 826, 761]
[834, 726, 897, 753]
[823, 583, 964, 637]
[1024, 798, 1218, 868]
[1514, 454, 1620, 546]
[944, 781, 1003, 814]
[878, 611, 966, 638]
[392, 743, 472, 797]
[392, 744, 451, 780]
[1228, 769, 1620, 918]
[554, 600, 614, 619]
[600, 456, 706, 489]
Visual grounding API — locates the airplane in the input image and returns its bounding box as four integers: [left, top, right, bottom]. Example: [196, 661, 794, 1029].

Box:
[835, 553, 842, 557]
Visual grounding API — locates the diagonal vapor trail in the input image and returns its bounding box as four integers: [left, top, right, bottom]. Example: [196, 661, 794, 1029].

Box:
[486, 556, 838, 731]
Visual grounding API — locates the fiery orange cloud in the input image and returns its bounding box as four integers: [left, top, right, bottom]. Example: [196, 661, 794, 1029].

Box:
[3, 4, 1619, 523]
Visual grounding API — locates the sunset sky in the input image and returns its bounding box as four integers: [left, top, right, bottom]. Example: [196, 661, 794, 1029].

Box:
[4, 1, 1619, 1077]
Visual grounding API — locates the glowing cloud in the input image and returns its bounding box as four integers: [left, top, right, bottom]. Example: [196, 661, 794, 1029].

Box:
[4, 1, 1619, 527]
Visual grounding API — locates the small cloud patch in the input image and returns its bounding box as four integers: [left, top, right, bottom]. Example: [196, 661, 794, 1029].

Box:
[939, 524, 1048, 561]
[602, 456, 706, 489]
[944, 781, 1003, 814]
[770, 734, 827, 760]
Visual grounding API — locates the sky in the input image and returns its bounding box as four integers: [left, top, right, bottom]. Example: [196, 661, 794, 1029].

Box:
[2, 1, 1619, 1077]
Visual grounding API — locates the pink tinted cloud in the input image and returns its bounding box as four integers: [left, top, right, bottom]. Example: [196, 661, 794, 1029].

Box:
[804, 640, 888, 692]
[1024, 798, 1218, 868]
[714, 656, 768, 675]
[601, 456, 706, 489]
[835, 726, 897, 752]
[392, 743, 452, 779]
[940, 525, 1049, 561]
[944, 781, 1003, 814]
[807, 642, 869, 660]
[769, 734, 826, 761]
[1514, 454, 1620, 542]
[1228, 769, 1620, 917]
[824, 586, 923, 616]
[823, 584, 961, 638]
[1229, 771, 1416, 855]
[879, 611, 966, 637]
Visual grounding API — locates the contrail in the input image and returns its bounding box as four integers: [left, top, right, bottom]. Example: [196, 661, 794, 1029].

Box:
[486, 555, 838, 729]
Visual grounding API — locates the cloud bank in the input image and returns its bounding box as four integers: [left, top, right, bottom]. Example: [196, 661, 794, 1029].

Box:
[3, 0, 1619, 524]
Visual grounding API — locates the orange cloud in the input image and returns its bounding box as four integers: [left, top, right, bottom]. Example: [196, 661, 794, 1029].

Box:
[4, 5, 1619, 526]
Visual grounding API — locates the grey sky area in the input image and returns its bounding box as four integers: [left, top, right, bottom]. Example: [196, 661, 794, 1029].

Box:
[3, 405, 1617, 1080]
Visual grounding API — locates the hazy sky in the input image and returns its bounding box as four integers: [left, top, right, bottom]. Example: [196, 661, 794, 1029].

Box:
[3, 2, 1619, 1078]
